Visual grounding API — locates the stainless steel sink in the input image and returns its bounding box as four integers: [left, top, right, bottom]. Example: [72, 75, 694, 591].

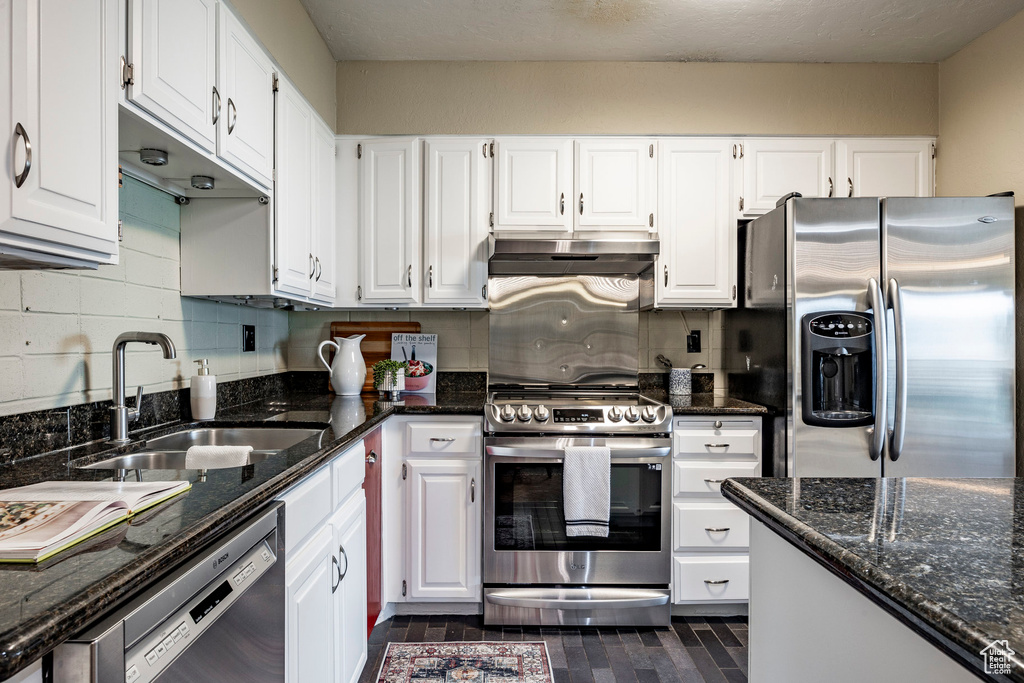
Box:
[79, 427, 325, 472]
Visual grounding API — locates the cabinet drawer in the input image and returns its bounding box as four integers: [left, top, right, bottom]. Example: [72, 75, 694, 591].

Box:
[277, 466, 332, 551]
[673, 502, 750, 550]
[673, 555, 749, 603]
[332, 439, 365, 508]
[674, 460, 760, 497]
[675, 429, 757, 457]
[407, 422, 481, 456]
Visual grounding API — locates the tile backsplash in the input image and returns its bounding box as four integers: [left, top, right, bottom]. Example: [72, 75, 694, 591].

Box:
[0, 177, 288, 417]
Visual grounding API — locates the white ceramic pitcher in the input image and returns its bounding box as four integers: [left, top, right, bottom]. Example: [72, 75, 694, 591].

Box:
[318, 334, 366, 395]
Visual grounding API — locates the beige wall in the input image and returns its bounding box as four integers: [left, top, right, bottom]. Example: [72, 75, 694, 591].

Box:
[335, 61, 939, 135]
[937, 7, 1024, 472]
[229, 0, 336, 127]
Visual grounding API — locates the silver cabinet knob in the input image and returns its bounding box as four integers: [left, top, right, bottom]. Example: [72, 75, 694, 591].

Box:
[534, 405, 550, 422]
[500, 404, 516, 422]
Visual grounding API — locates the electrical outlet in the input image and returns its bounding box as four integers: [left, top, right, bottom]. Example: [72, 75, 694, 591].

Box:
[242, 325, 256, 353]
[686, 330, 701, 353]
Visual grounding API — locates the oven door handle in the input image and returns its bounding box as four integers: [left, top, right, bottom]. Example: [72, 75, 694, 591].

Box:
[485, 445, 670, 459]
[485, 588, 670, 610]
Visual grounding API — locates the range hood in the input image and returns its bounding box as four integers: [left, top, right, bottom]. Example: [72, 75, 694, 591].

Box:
[488, 233, 659, 275]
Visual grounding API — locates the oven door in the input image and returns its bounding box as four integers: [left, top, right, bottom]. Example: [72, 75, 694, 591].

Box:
[484, 436, 671, 587]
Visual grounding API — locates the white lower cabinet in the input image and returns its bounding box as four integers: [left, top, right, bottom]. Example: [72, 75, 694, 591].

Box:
[671, 416, 761, 606]
[278, 441, 367, 683]
[406, 458, 482, 600]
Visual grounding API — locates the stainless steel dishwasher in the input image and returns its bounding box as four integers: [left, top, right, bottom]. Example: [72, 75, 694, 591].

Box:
[53, 502, 285, 683]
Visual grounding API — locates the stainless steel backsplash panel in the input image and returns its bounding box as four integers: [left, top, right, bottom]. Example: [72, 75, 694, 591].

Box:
[488, 275, 640, 387]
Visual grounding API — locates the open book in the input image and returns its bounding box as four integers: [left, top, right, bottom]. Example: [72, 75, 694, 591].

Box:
[0, 481, 191, 563]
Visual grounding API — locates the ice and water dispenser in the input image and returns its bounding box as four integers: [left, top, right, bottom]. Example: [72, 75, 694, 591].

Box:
[801, 312, 874, 427]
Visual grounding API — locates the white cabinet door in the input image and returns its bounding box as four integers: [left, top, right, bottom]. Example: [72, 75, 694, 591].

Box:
[274, 77, 314, 298]
[406, 458, 482, 600]
[493, 138, 572, 232]
[4, 0, 118, 259]
[424, 138, 490, 306]
[218, 3, 275, 187]
[358, 138, 421, 303]
[128, 0, 218, 152]
[657, 139, 735, 306]
[836, 139, 934, 198]
[311, 116, 337, 304]
[575, 139, 655, 231]
[742, 139, 834, 214]
[332, 495, 368, 683]
[286, 525, 335, 683]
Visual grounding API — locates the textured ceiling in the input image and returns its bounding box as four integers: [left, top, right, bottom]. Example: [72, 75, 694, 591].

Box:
[300, 0, 1024, 63]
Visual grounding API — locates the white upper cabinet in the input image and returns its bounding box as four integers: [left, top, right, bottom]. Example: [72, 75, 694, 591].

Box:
[1, 0, 119, 266]
[217, 3, 275, 187]
[424, 138, 490, 306]
[274, 77, 314, 298]
[358, 137, 422, 304]
[741, 138, 835, 214]
[127, 0, 218, 152]
[575, 139, 655, 231]
[836, 139, 934, 198]
[657, 139, 736, 307]
[493, 138, 573, 232]
[312, 117, 337, 303]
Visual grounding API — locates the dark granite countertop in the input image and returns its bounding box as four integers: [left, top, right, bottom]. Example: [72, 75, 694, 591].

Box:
[0, 389, 484, 680]
[641, 390, 768, 416]
[722, 477, 1024, 682]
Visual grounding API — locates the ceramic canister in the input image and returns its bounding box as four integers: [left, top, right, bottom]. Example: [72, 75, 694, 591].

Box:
[668, 368, 692, 396]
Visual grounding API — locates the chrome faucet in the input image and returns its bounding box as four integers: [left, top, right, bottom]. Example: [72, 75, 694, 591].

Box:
[110, 332, 176, 444]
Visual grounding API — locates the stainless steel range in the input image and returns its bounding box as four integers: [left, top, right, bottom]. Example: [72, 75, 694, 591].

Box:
[482, 236, 672, 626]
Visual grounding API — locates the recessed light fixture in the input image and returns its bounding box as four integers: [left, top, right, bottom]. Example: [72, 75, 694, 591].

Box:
[190, 175, 215, 190]
[139, 148, 168, 166]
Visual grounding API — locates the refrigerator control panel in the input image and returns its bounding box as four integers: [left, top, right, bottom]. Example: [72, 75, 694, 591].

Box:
[807, 313, 872, 339]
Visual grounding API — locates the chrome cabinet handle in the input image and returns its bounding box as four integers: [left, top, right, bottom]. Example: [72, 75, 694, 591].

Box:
[848, 177, 853, 197]
[471, 478, 476, 503]
[579, 192, 584, 215]
[227, 97, 237, 134]
[705, 527, 730, 533]
[888, 278, 907, 461]
[309, 253, 315, 278]
[704, 579, 729, 585]
[559, 193, 565, 215]
[867, 277, 888, 461]
[428, 265, 433, 288]
[331, 556, 341, 593]
[406, 265, 412, 288]
[704, 443, 730, 449]
[12, 123, 31, 189]
[315, 257, 322, 282]
[430, 437, 456, 442]
[338, 544, 349, 582]
[664, 265, 668, 287]
[828, 176, 834, 197]
[366, 450, 377, 464]
[704, 478, 724, 484]
[212, 87, 221, 125]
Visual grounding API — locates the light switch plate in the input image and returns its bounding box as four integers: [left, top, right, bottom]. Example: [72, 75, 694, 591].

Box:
[242, 325, 256, 353]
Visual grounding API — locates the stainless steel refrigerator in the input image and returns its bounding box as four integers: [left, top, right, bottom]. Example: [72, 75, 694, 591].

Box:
[724, 196, 1015, 478]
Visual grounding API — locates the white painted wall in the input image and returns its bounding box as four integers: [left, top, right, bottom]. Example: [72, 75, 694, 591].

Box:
[0, 177, 288, 417]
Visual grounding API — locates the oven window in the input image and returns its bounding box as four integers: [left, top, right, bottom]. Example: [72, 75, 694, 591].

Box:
[492, 463, 663, 551]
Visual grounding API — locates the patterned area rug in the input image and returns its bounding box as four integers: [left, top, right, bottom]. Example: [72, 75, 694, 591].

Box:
[376, 642, 553, 683]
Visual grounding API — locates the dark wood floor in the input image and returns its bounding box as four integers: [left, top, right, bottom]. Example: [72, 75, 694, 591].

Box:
[362, 615, 748, 683]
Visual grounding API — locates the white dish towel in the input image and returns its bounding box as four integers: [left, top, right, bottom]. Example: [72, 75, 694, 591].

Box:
[563, 446, 611, 537]
[184, 445, 253, 469]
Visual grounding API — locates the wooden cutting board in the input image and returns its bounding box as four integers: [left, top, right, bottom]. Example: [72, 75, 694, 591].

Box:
[326, 321, 421, 393]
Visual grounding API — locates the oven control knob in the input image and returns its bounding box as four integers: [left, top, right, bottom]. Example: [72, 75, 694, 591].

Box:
[500, 404, 516, 422]
[534, 405, 550, 422]
[608, 406, 623, 422]
[624, 406, 640, 423]
[516, 405, 533, 422]
[641, 406, 658, 423]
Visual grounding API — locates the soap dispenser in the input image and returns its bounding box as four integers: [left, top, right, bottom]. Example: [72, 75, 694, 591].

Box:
[191, 359, 217, 420]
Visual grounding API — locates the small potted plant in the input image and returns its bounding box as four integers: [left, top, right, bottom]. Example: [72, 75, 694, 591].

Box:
[371, 359, 407, 399]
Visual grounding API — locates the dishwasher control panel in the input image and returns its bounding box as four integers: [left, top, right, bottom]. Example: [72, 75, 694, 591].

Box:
[124, 537, 277, 683]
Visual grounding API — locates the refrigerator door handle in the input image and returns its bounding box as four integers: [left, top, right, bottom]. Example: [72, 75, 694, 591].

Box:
[888, 278, 907, 461]
[868, 277, 888, 461]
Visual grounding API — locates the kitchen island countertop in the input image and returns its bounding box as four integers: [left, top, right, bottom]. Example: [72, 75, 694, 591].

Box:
[723, 476, 1024, 681]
